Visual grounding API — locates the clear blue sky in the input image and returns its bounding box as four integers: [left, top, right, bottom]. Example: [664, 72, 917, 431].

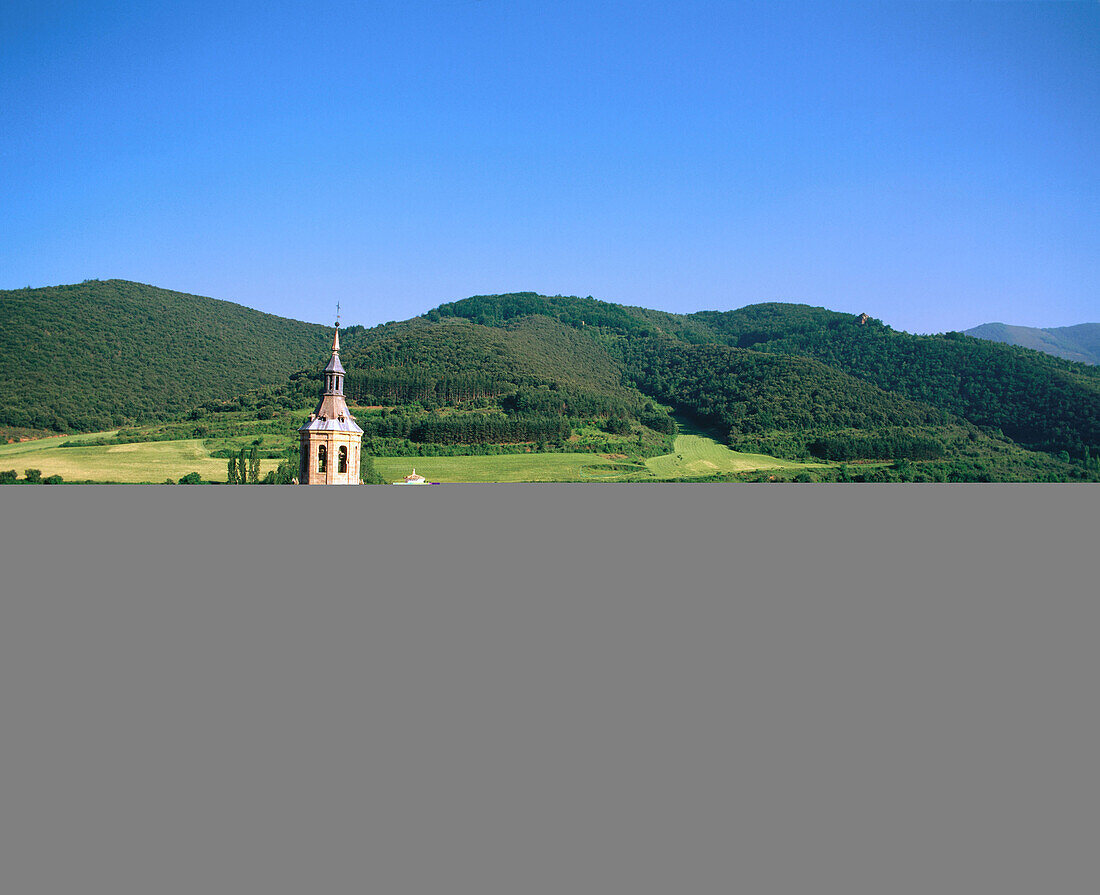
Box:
[2, 1, 1097, 333]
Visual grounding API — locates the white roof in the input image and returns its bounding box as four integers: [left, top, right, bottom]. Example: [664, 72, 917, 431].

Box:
[299, 417, 364, 434]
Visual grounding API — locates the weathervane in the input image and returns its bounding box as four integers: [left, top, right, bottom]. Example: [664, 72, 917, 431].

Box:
[335, 300, 341, 329]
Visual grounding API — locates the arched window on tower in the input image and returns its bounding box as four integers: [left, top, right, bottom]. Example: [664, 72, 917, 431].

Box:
[317, 444, 327, 474]
[339, 446, 348, 473]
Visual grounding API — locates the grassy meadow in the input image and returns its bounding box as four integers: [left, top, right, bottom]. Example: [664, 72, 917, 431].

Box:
[378, 431, 829, 483]
[645, 433, 828, 478]
[0, 433, 284, 483]
[374, 452, 641, 483]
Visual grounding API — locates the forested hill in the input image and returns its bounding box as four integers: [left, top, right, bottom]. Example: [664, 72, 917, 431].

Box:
[335, 315, 642, 410]
[964, 322, 1100, 366]
[434, 293, 1100, 457]
[679, 304, 1100, 455]
[0, 280, 330, 431]
[4, 283, 1097, 463]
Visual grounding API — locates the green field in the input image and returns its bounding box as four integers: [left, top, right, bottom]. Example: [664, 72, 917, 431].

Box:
[645, 433, 827, 477]
[374, 453, 642, 483]
[0, 426, 827, 484]
[376, 432, 826, 483]
[0, 434, 283, 483]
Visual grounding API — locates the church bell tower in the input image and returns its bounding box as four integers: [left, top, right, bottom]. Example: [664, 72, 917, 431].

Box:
[298, 323, 363, 484]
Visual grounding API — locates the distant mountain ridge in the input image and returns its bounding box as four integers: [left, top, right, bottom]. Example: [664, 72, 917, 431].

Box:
[964, 322, 1100, 365]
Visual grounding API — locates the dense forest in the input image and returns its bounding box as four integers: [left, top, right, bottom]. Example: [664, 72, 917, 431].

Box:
[313, 314, 656, 447]
[620, 338, 949, 434]
[0, 280, 331, 432]
[679, 304, 1100, 457]
[435, 294, 1100, 459]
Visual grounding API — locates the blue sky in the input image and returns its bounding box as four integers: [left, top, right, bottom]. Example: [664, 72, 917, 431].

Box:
[2, 0, 1097, 332]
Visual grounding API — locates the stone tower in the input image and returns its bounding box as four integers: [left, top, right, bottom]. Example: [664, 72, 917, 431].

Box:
[298, 325, 363, 484]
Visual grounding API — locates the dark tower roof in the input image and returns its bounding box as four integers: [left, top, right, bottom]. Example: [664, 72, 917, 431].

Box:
[323, 326, 346, 373]
[299, 324, 362, 435]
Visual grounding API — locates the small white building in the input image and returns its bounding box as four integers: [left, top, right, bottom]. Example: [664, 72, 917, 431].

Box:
[394, 468, 427, 484]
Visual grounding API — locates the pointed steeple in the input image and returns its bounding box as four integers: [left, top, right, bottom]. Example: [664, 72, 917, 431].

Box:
[299, 318, 363, 484]
[300, 323, 360, 429]
[323, 323, 346, 388]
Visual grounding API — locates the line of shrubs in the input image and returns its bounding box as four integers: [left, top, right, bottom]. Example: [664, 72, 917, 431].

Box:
[0, 468, 210, 484]
[1, 469, 64, 484]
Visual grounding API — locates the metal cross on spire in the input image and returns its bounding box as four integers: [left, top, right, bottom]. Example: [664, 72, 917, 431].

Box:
[335, 300, 341, 329]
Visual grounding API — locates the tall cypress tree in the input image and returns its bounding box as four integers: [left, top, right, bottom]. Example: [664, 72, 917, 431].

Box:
[248, 443, 260, 484]
[227, 456, 240, 484]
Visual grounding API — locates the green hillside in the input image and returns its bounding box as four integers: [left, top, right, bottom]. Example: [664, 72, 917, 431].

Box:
[434, 294, 1100, 459]
[328, 293, 1091, 476]
[2, 283, 1097, 482]
[682, 304, 1100, 456]
[620, 337, 959, 458]
[337, 315, 643, 411]
[0, 280, 331, 432]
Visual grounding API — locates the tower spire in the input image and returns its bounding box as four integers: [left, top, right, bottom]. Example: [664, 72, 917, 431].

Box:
[298, 309, 363, 484]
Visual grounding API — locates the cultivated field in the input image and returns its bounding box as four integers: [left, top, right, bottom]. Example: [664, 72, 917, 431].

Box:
[1, 428, 827, 483]
[0, 434, 283, 483]
[376, 433, 826, 483]
[374, 453, 641, 483]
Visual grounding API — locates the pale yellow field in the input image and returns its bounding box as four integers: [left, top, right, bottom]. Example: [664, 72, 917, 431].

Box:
[0, 435, 281, 483]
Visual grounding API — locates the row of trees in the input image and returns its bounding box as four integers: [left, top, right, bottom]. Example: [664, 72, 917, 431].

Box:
[226, 443, 263, 483]
[223, 444, 385, 484]
[357, 412, 572, 445]
[411, 414, 570, 445]
[1, 469, 63, 483]
[501, 387, 636, 420]
[346, 372, 511, 405]
[806, 433, 946, 461]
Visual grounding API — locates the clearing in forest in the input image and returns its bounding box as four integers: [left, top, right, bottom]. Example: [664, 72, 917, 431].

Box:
[645, 430, 827, 479]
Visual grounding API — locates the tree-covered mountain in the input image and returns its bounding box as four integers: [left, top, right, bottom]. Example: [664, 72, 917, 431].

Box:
[677, 304, 1100, 456]
[434, 295, 1100, 458]
[0, 280, 332, 431]
[964, 322, 1100, 366]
